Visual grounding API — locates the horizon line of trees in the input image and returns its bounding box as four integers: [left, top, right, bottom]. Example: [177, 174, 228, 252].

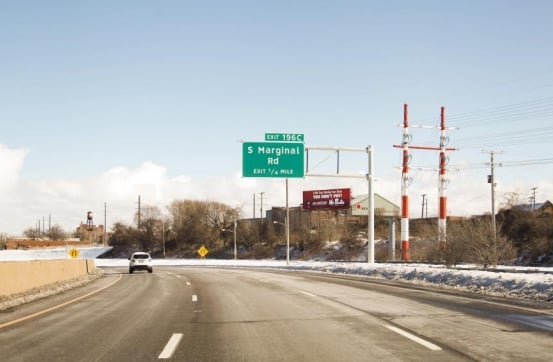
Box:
[12, 194, 553, 266]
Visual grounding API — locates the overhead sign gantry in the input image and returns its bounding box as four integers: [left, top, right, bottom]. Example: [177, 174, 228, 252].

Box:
[241, 133, 375, 264]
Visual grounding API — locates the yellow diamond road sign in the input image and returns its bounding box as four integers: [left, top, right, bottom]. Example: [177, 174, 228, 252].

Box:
[198, 246, 208, 258]
[69, 248, 80, 259]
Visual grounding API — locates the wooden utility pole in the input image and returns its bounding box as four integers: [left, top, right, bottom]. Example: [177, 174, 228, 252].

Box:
[484, 150, 502, 266]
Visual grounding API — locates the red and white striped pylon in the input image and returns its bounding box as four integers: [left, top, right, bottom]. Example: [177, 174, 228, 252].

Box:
[400, 103, 411, 261]
[438, 107, 448, 250]
[394, 105, 457, 261]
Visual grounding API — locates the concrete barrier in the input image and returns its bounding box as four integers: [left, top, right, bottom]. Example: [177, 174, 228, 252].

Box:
[0, 259, 96, 297]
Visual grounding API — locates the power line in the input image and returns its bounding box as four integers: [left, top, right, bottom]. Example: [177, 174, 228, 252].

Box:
[449, 157, 553, 171]
[501, 158, 553, 167]
[415, 96, 553, 153]
[446, 97, 553, 125]
[456, 126, 553, 149]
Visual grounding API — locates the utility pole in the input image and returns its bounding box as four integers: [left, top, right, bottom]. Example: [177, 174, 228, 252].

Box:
[425, 194, 428, 219]
[104, 202, 107, 246]
[421, 194, 427, 218]
[484, 150, 502, 266]
[531, 187, 538, 211]
[137, 195, 141, 229]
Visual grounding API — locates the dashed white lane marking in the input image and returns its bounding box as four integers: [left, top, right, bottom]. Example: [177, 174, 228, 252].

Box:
[158, 333, 183, 359]
[192, 294, 198, 302]
[384, 325, 442, 351]
[300, 290, 317, 297]
[186, 281, 191, 286]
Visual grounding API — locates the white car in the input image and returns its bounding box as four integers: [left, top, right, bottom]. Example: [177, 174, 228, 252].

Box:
[128, 252, 153, 274]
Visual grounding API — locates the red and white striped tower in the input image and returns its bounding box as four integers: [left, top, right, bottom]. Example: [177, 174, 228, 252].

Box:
[438, 106, 448, 249]
[401, 104, 410, 261]
[394, 105, 456, 257]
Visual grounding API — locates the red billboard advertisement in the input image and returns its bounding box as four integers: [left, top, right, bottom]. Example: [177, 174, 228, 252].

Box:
[302, 188, 351, 210]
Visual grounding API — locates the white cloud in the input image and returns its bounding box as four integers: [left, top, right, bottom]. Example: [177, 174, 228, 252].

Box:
[98, 162, 169, 202]
[0, 144, 28, 195]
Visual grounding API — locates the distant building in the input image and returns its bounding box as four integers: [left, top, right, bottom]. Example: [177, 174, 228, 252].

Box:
[78, 222, 105, 244]
[514, 200, 553, 215]
[350, 193, 400, 217]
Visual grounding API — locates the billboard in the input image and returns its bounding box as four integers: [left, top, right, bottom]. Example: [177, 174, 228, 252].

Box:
[303, 188, 351, 210]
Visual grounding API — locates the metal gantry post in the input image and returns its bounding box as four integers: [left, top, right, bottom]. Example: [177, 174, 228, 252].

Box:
[286, 178, 290, 265]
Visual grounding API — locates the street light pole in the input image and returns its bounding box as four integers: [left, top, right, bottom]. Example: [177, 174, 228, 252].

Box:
[233, 219, 237, 261]
[162, 219, 166, 257]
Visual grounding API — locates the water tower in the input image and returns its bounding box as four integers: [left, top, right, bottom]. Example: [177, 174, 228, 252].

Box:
[87, 211, 94, 229]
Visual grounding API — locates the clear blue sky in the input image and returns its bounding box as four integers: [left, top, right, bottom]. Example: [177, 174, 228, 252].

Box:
[1, 1, 552, 234]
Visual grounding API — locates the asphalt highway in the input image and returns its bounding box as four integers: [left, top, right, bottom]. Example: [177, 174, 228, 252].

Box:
[0, 267, 552, 361]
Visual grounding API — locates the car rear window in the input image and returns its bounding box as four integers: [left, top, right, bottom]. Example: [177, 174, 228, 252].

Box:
[133, 254, 149, 259]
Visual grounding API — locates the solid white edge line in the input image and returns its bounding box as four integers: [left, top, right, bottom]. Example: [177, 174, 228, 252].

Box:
[300, 290, 317, 297]
[158, 333, 183, 359]
[384, 325, 442, 351]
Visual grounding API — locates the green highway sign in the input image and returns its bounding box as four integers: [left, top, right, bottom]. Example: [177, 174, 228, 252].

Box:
[242, 142, 305, 178]
[265, 133, 304, 142]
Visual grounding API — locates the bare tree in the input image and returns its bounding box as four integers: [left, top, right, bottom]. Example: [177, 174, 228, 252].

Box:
[23, 227, 40, 240]
[444, 218, 516, 267]
[47, 225, 66, 240]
